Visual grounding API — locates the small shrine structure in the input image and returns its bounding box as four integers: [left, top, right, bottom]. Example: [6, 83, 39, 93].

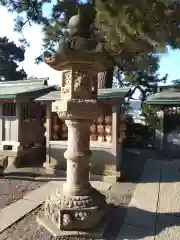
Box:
[35, 87, 129, 182]
[0, 78, 53, 167]
[146, 84, 180, 156]
[0, 78, 129, 176]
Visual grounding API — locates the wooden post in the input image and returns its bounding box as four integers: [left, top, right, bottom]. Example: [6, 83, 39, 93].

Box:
[162, 109, 168, 152]
[0, 103, 3, 143]
[16, 101, 21, 143]
[155, 109, 165, 151]
[112, 105, 120, 179]
[44, 102, 52, 166]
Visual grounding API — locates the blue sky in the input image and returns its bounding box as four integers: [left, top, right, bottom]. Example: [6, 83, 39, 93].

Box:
[158, 49, 180, 83]
[0, 5, 180, 87]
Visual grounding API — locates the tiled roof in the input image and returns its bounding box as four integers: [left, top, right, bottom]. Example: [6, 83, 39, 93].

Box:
[146, 89, 180, 105]
[0, 78, 52, 99]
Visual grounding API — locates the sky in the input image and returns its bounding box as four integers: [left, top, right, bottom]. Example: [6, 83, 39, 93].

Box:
[0, 5, 180, 88]
[0, 5, 60, 85]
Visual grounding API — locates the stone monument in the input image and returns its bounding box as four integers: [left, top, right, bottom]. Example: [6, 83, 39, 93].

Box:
[37, 3, 114, 237]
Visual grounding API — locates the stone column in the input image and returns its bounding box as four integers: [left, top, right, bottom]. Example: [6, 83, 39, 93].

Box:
[63, 119, 91, 196]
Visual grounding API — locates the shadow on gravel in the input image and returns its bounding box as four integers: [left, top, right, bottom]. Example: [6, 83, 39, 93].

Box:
[1, 171, 66, 182]
[121, 148, 180, 184]
[105, 206, 180, 239]
[120, 148, 157, 183]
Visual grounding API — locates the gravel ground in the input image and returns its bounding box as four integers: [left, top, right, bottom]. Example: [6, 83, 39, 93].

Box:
[0, 179, 45, 209]
[121, 148, 159, 182]
[0, 181, 134, 240]
[0, 149, 157, 240]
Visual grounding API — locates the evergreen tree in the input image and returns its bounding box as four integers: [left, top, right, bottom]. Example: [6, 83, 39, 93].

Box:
[0, 37, 27, 81]
[1, 0, 178, 94]
[114, 53, 167, 101]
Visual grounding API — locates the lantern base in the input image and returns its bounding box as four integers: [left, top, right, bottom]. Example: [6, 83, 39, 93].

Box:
[37, 208, 112, 238]
[37, 186, 112, 238]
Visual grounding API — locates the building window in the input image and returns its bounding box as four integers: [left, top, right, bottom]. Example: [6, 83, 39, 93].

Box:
[21, 102, 46, 120]
[2, 103, 16, 117]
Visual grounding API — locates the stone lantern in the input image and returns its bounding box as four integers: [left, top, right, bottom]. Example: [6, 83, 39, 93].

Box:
[37, 3, 113, 237]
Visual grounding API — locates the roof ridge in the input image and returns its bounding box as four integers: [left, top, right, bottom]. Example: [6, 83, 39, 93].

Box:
[0, 78, 49, 86]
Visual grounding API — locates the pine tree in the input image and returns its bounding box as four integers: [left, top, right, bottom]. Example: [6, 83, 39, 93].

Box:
[0, 0, 179, 95]
[0, 37, 27, 81]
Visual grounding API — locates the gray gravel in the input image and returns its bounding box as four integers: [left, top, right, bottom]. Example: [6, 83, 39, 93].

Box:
[0, 149, 157, 240]
[0, 181, 134, 240]
[0, 179, 45, 209]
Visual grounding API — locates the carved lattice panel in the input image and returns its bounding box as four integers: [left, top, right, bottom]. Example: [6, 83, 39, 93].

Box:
[61, 71, 72, 99]
[72, 70, 92, 99]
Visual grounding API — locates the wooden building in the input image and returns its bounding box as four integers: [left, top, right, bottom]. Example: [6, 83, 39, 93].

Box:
[35, 88, 129, 181]
[146, 84, 180, 157]
[0, 78, 129, 181]
[0, 78, 53, 167]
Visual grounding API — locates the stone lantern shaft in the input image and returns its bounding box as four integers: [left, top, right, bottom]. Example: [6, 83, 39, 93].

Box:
[63, 119, 91, 196]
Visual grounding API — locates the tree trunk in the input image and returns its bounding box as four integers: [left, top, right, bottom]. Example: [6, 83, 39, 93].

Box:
[97, 67, 114, 89]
